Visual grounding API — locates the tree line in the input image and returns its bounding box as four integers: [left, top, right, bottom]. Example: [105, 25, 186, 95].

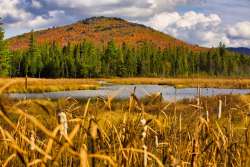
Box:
[1, 27, 250, 78]
[0, 19, 10, 76]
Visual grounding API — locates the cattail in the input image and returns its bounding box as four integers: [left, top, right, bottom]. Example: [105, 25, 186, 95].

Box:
[224, 96, 227, 107]
[142, 131, 146, 139]
[89, 116, 98, 140]
[143, 144, 148, 167]
[122, 114, 127, 134]
[141, 119, 147, 141]
[80, 147, 88, 167]
[141, 119, 146, 126]
[218, 100, 222, 119]
[88, 116, 98, 167]
[25, 75, 28, 90]
[206, 110, 209, 122]
[141, 118, 148, 167]
[30, 130, 35, 151]
[155, 135, 159, 148]
[196, 98, 200, 106]
[179, 113, 182, 132]
[58, 111, 68, 136]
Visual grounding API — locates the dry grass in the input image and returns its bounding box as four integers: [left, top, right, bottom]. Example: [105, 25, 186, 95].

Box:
[0, 78, 250, 166]
[1, 77, 250, 93]
[0, 78, 100, 93]
[105, 77, 250, 88]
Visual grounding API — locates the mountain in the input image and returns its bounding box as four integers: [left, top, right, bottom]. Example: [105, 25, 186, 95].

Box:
[7, 16, 207, 51]
[227, 47, 250, 55]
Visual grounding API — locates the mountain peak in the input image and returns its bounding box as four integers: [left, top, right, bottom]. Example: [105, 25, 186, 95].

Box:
[7, 17, 207, 51]
[81, 16, 126, 23]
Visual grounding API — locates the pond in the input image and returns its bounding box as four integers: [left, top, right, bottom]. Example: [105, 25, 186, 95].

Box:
[8, 84, 250, 101]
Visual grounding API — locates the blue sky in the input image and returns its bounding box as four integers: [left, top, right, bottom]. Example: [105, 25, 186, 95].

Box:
[1, 0, 250, 47]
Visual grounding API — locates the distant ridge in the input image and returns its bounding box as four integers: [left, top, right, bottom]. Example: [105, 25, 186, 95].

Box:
[227, 47, 250, 55]
[7, 16, 207, 51]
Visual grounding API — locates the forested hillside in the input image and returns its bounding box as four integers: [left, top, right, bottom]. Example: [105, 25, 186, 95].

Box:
[8, 17, 205, 51]
[2, 17, 250, 78]
[10, 34, 250, 78]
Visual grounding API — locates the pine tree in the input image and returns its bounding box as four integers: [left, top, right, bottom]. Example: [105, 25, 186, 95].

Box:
[116, 48, 126, 76]
[28, 30, 41, 77]
[103, 40, 117, 76]
[90, 46, 101, 77]
[0, 18, 10, 76]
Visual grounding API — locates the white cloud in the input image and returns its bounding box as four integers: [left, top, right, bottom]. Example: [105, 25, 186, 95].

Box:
[96, 6, 154, 18]
[0, 0, 31, 20]
[194, 31, 230, 47]
[145, 11, 250, 47]
[227, 21, 250, 40]
[147, 12, 180, 30]
[229, 39, 250, 47]
[5, 10, 72, 38]
[145, 11, 224, 47]
[175, 11, 221, 29]
[48, 0, 187, 18]
[49, 0, 121, 8]
[225, 21, 250, 47]
[7, 10, 67, 29]
[31, 0, 43, 9]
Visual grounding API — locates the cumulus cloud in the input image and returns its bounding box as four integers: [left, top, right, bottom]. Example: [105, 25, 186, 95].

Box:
[7, 10, 72, 31]
[145, 11, 226, 47]
[41, 0, 188, 20]
[146, 12, 180, 30]
[0, 0, 74, 37]
[0, 0, 31, 22]
[31, 0, 43, 9]
[227, 21, 250, 40]
[224, 21, 250, 47]
[175, 12, 221, 29]
[49, 0, 121, 8]
[49, 0, 186, 10]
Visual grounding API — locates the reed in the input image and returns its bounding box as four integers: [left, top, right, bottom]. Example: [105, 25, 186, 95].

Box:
[0, 81, 250, 166]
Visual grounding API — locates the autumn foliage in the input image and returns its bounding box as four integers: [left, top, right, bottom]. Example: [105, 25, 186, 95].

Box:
[7, 17, 207, 51]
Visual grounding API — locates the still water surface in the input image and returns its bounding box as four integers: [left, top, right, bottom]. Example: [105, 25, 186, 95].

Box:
[8, 84, 250, 101]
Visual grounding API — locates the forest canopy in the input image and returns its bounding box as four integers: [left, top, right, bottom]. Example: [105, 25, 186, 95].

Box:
[9, 37, 250, 78]
[2, 26, 250, 78]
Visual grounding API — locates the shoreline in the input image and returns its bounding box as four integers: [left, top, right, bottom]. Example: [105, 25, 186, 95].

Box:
[1, 77, 250, 93]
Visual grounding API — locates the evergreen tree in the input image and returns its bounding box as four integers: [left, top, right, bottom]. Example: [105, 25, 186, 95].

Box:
[28, 30, 41, 77]
[7, 38, 250, 78]
[0, 19, 10, 76]
[103, 40, 117, 76]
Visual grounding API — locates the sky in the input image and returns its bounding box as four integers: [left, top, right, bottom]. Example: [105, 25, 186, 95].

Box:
[0, 0, 250, 47]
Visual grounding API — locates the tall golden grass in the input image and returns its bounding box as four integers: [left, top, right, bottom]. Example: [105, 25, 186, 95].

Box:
[2, 77, 250, 93]
[0, 78, 100, 93]
[106, 77, 250, 88]
[0, 82, 250, 166]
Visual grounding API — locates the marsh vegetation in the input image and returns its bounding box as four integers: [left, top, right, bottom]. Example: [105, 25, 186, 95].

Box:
[0, 84, 250, 166]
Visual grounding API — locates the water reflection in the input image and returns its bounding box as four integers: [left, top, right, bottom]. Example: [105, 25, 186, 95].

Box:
[9, 84, 250, 101]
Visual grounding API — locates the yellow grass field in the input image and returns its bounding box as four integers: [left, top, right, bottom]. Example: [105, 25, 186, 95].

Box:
[0, 78, 100, 93]
[1, 77, 250, 93]
[1, 77, 250, 166]
[105, 77, 250, 88]
[0, 91, 250, 166]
